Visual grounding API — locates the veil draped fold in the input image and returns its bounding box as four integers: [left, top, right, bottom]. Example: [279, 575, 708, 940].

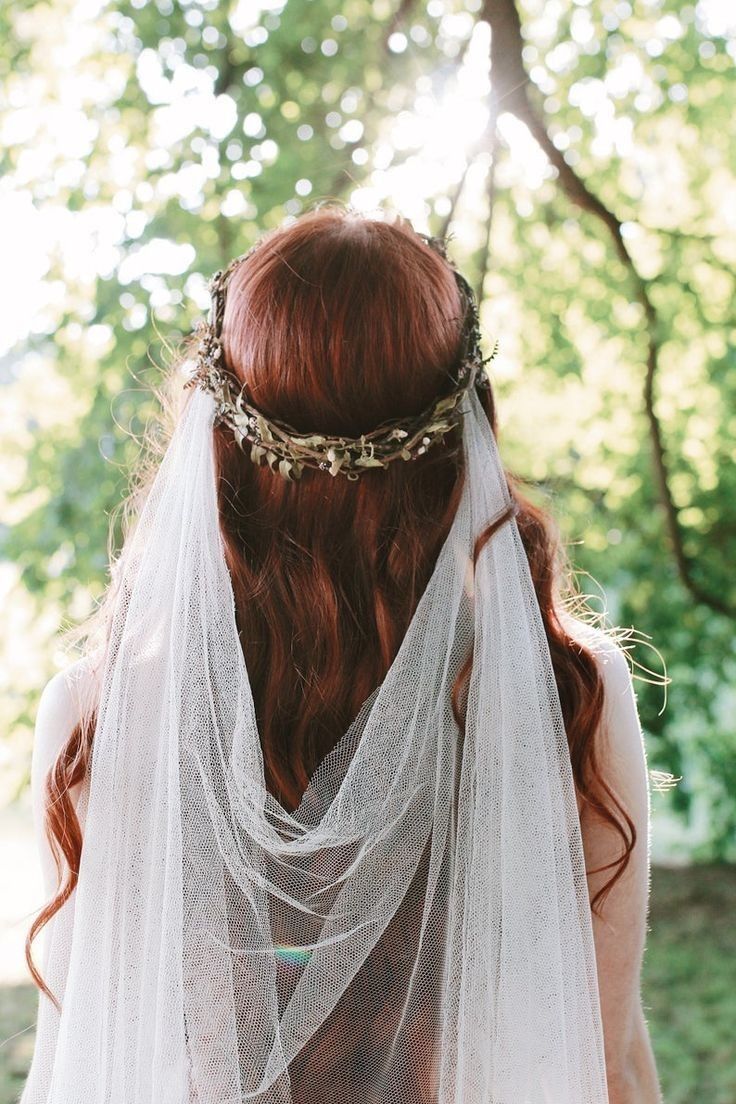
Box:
[21, 385, 609, 1104]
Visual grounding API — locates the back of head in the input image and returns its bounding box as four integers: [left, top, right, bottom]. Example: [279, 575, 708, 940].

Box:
[212, 207, 480, 810]
[220, 206, 467, 437]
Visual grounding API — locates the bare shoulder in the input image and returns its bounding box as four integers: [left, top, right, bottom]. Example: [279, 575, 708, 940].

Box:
[558, 624, 660, 1095]
[30, 654, 102, 892]
[32, 654, 102, 784]
[561, 615, 644, 767]
[560, 612, 650, 893]
[558, 615, 651, 876]
[562, 614, 633, 682]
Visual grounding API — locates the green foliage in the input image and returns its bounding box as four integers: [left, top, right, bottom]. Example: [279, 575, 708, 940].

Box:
[1, 0, 734, 853]
[642, 864, 736, 1101]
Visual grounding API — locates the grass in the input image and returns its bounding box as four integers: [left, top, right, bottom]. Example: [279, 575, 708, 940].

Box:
[642, 864, 736, 1103]
[1, 865, 734, 1103]
[0, 983, 35, 1104]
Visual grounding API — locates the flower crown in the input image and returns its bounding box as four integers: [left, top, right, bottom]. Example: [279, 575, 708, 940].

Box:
[184, 232, 495, 482]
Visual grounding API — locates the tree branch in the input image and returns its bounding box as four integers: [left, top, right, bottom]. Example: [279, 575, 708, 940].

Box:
[474, 108, 499, 303]
[481, 0, 734, 619]
[437, 161, 472, 240]
[384, 0, 419, 49]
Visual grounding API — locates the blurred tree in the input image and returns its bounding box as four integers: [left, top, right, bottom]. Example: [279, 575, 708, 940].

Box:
[1, 0, 734, 854]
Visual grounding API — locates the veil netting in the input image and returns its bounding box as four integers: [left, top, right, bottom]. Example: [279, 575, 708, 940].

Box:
[21, 383, 609, 1104]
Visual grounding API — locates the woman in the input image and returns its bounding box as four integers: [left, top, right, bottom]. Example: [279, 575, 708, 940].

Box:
[23, 207, 660, 1103]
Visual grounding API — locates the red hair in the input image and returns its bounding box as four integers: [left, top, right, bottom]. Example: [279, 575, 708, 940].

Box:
[27, 206, 634, 1010]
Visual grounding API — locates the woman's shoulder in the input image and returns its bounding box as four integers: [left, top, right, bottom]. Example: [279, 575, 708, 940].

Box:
[558, 612, 635, 702]
[36, 653, 101, 725]
[559, 613, 649, 818]
[32, 653, 102, 781]
[557, 611, 645, 776]
[31, 655, 102, 890]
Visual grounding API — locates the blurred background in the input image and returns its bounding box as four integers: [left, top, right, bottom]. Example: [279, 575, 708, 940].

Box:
[1, 0, 734, 1099]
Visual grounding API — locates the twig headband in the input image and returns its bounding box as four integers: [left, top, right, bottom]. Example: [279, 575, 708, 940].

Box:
[184, 231, 496, 481]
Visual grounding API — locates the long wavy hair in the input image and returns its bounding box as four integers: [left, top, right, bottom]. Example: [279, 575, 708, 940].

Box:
[26, 205, 635, 1009]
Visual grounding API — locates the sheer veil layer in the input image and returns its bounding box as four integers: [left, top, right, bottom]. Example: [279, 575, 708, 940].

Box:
[21, 385, 609, 1104]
